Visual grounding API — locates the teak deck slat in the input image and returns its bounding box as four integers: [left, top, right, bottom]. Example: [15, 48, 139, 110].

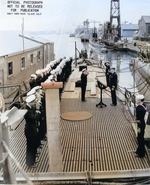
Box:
[64, 80, 75, 92]
[60, 98, 150, 172]
[1, 66, 149, 178]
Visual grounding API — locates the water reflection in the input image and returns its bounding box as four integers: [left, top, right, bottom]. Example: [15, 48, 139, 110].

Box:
[39, 34, 138, 91]
[90, 46, 138, 90]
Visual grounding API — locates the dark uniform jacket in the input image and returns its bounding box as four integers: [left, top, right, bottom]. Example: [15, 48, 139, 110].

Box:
[81, 73, 87, 87]
[136, 103, 146, 129]
[109, 72, 117, 89]
[36, 76, 43, 86]
[105, 64, 110, 76]
[24, 105, 39, 137]
[29, 79, 37, 89]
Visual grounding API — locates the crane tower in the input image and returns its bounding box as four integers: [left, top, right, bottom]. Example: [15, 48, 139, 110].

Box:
[110, 0, 121, 39]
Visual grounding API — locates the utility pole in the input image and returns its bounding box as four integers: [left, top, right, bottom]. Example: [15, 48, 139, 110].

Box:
[133, 58, 136, 116]
[75, 41, 77, 67]
[110, 0, 121, 39]
[21, 17, 25, 53]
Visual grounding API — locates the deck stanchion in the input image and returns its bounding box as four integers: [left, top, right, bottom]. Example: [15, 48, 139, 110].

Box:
[75, 41, 77, 67]
[41, 82, 63, 172]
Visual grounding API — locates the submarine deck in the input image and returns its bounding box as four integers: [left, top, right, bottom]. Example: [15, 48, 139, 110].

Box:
[1, 65, 150, 181]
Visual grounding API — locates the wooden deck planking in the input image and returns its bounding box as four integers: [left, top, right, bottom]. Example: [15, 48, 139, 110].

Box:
[4, 120, 50, 174]
[60, 98, 150, 172]
[86, 82, 91, 91]
[87, 66, 104, 73]
[63, 66, 106, 98]
[70, 68, 81, 82]
[91, 80, 96, 96]
[64, 80, 75, 92]
[1, 65, 149, 177]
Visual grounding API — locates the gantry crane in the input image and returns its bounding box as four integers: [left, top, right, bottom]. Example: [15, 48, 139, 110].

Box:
[110, 0, 121, 39]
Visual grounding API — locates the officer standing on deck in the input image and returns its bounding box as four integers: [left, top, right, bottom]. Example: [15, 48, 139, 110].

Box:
[104, 61, 110, 87]
[135, 95, 147, 158]
[109, 67, 117, 106]
[81, 68, 88, 102]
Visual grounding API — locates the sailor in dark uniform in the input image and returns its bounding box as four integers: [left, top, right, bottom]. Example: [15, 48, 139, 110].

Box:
[66, 59, 72, 79]
[81, 68, 88, 102]
[135, 94, 147, 158]
[24, 94, 40, 167]
[36, 88, 47, 141]
[29, 74, 37, 89]
[104, 61, 110, 87]
[41, 69, 47, 82]
[109, 67, 117, 106]
[36, 70, 43, 86]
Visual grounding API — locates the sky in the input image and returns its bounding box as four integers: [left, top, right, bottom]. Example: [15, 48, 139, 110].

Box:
[0, 0, 150, 33]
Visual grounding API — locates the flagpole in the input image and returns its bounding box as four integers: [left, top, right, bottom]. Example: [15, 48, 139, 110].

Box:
[22, 17, 24, 53]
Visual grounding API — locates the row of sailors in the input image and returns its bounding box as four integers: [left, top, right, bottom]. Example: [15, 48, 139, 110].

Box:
[29, 58, 63, 88]
[29, 58, 72, 97]
[25, 58, 72, 167]
[25, 86, 46, 167]
[46, 58, 72, 82]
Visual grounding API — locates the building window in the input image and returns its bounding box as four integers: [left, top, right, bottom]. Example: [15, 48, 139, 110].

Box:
[21, 57, 25, 69]
[148, 26, 150, 34]
[8, 62, 13, 75]
[31, 54, 33, 64]
[38, 51, 41, 61]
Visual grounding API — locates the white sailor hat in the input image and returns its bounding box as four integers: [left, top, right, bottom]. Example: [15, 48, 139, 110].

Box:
[26, 94, 36, 103]
[46, 63, 51, 69]
[82, 68, 87, 72]
[59, 68, 62, 75]
[51, 70, 56, 75]
[40, 68, 46, 76]
[31, 74, 37, 78]
[27, 86, 41, 97]
[55, 60, 58, 64]
[45, 66, 50, 71]
[136, 94, 144, 100]
[32, 86, 41, 91]
[55, 69, 59, 75]
[48, 75, 53, 80]
[36, 69, 44, 77]
[50, 61, 54, 67]
[36, 69, 41, 75]
[27, 89, 35, 96]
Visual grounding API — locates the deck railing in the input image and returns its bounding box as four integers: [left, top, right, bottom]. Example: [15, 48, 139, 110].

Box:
[0, 107, 32, 184]
[124, 88, 150, 125]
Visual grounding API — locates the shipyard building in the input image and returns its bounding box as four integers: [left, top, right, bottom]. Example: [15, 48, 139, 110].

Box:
[0, 31, 54, 97]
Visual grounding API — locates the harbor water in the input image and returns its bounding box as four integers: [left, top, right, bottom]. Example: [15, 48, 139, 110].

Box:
[39, 34, 138, 92]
